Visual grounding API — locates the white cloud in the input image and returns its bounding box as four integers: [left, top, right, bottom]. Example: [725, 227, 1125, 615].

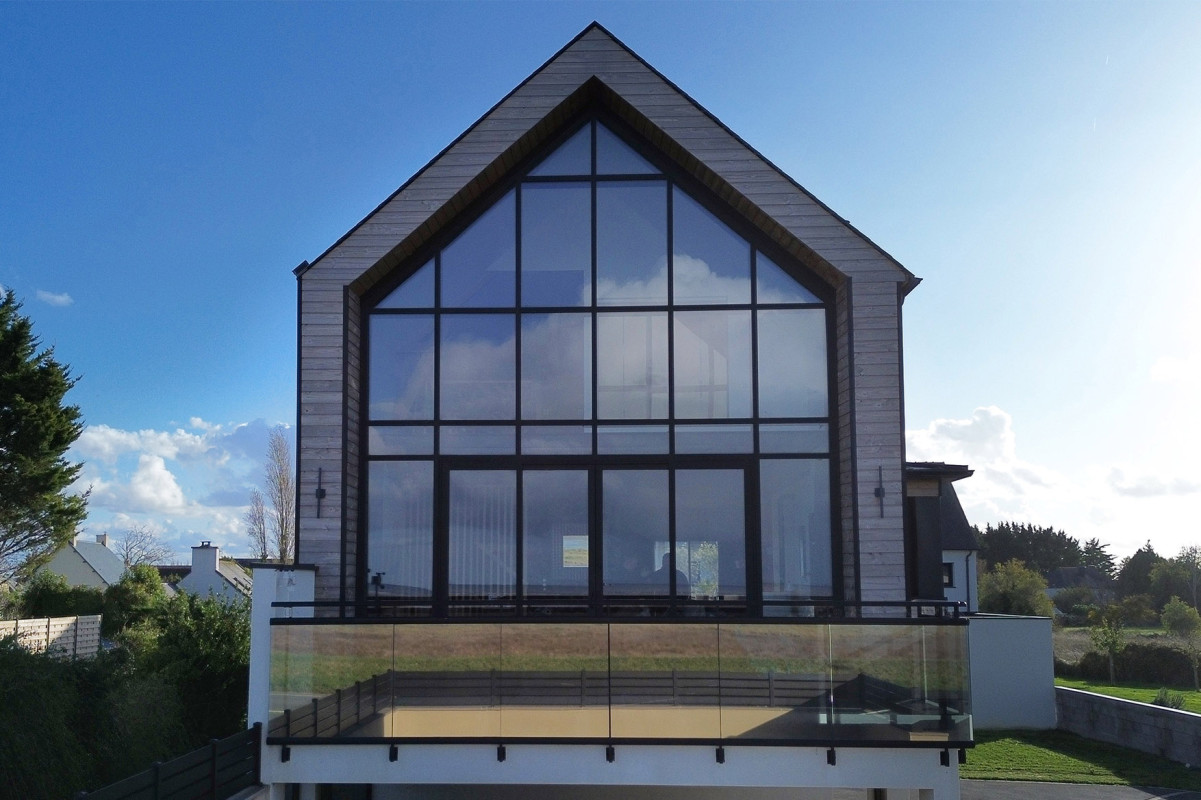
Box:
[908, 406, 1201, 560]
[74, 424, 212, 463]
[36, 289, 74, 307]
[70, 417, 280, 558]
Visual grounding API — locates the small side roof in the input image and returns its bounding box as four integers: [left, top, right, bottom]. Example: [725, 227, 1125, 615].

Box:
[74, 541, 126, 586]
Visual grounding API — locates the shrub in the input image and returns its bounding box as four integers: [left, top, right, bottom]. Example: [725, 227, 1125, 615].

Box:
[979, 559, 1054, 616]
[1153, 688, 1186, 709]
[1077, 642, 1195, 687]
[18, 570, 103, 618]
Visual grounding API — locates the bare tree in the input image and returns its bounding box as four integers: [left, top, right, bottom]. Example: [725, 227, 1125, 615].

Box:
[245, 487, 269, 560]
[266, 426, 295, 562]
[115, 523, 175, 566]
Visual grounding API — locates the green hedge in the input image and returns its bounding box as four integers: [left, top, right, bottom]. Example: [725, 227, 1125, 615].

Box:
[1070, 642, 1194, 687]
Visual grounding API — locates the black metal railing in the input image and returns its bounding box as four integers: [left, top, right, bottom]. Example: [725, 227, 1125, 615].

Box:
[75, 723, 261, 800]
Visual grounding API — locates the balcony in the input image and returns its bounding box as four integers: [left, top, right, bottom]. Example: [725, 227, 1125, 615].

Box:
[266, 612, 971, 749]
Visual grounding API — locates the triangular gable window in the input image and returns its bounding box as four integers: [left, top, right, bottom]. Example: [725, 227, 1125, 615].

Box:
[364, 117, 836, 614]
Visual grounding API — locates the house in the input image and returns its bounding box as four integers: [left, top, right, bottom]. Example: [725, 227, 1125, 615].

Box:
[905, 462, 979, 613]
[40, 533, 125, 590]
[175, 541, 252, 601]
[248, 23, 973, 800]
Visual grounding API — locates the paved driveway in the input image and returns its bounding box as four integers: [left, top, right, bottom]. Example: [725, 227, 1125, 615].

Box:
[963, 781, 1201, 800]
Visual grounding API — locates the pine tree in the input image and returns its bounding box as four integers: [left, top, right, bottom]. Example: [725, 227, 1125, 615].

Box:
[0, 291, 88, 580]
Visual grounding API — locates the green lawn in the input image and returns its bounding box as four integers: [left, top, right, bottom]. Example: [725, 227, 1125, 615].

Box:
[1056, 677, 1201, 713]
[961, 730, 1201, 790]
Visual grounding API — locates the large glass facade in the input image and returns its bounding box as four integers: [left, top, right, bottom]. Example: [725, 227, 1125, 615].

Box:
[365, 119, 833, 615]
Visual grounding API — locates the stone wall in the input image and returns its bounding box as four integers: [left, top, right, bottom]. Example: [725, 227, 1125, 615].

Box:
[1057, 686, 1201, 766]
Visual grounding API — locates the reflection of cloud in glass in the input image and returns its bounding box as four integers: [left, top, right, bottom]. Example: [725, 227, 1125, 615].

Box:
[441, 315, 515, 419]
[370, 257, 826, 425]
[757, 310, 827, 418]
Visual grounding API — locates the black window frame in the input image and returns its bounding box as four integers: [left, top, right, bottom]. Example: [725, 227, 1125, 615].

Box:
[358, 110, 842, 618]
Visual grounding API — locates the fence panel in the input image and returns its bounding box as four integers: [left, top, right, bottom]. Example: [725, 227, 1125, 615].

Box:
[0, 614, 101, 659]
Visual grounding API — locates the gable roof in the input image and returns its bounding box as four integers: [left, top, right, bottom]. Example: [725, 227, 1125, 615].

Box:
[299, 22, 916, 297]
[73, 541, 126, 586]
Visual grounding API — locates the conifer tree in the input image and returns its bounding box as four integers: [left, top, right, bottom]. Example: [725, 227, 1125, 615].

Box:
[0, 290, 87, 580]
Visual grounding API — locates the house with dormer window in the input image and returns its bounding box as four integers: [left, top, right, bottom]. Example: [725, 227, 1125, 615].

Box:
[248, 23, 973, 800]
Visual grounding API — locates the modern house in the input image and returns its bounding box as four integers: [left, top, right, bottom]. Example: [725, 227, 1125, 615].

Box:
[40, 533, 126, 590]
[249, 23, 973, 800]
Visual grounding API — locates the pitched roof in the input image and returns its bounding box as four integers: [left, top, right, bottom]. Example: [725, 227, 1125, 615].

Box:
[300, 22, 916, 297]
[217, 561, 253, 596]
[74, 541, 126, 586]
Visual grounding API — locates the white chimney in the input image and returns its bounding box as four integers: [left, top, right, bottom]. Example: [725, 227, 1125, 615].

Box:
[191, 541, 219, 574]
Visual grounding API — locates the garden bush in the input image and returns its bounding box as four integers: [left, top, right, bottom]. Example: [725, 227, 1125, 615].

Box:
[1077, 642, 1194, 687]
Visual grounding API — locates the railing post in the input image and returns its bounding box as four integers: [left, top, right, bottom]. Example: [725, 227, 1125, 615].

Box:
[209, 738, 219, 799]
[252, 722, 263, 784]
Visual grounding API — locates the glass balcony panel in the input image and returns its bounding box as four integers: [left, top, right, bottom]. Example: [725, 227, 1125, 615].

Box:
[392, 624, 502, 738]
[718, 624, 831, 740]
[608, 624, 720, 739]
[828, 623, 971, 744]
[499, 623, 609, 738]
[269, 624, 396, 739]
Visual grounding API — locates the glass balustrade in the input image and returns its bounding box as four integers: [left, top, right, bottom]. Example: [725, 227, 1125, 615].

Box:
[268, 620, 971, 746]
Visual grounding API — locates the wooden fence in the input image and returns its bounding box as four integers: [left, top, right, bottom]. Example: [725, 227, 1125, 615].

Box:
[76, 723, 262, 800]
[0, 614, 102, 658]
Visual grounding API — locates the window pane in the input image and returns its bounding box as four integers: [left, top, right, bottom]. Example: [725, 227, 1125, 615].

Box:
[597, 182, 667, 306]
[673, 310, 752, 419]
[528, 124, 591, 177]
[524, 471, 589, 597]
[367, 461, 433, 597]
[377, 259, 434, 309]
[596, 425, 669, 454]
[760, 423, 829, 454]
[369, 315, 434, 420]
[521, 183, 591, 307]
[439, 426, 515, 455]
[449, 470, 516, 599]
[757, 309, 827, 418]
[674, 424, 753, 454]
[760, 459, 832, 599]
[597, 312, 668, 419]
[368, 425, 433, 455]
[440, 314, 515, 420]
[757, 253, 821, 304]
[521, 313, 592, 420]
[676, 469, 746, 600]
[603, 470, 668, 596]
[521, 425, 592, 455]
[596, 123, 657, 175]
[441, 190, 516, 307]
[672, 189, 750, 305]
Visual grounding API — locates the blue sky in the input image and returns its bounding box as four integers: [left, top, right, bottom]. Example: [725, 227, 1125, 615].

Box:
[3, 2, 1199, 562]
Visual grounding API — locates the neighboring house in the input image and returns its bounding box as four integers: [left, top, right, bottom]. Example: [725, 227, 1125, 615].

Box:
[175, 542, 252, 601]
[249, 24, 974, 800]
[40, 534, 125, 590]
[905, 462, 979, 613]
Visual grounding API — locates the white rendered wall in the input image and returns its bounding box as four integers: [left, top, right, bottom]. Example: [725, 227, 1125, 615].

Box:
[260, 744, 959, 800]
[966, 614, 1055, 729]
[942, 551, 977, 613]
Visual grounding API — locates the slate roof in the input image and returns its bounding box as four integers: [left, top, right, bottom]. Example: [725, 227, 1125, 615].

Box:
[74, 541, 126, 586]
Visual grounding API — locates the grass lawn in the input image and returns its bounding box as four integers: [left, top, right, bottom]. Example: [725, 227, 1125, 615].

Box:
[1056, 677, 1201, 713]
[961, 730, 1201, 790]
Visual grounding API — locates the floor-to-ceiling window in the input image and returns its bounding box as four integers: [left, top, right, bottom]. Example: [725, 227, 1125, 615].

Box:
[364, 118, 833, 617]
